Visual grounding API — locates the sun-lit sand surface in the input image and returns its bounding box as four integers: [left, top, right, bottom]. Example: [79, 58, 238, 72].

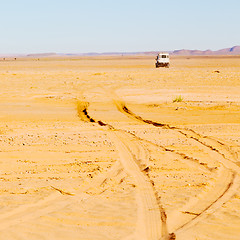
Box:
[0, 56, 240, 239]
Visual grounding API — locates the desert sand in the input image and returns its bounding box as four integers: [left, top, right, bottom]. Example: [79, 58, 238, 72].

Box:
[0, 55, 240, 240]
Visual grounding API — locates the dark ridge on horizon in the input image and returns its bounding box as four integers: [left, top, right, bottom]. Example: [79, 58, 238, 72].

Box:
[0, 46, 239, 58]
[172, 46, 240, 56]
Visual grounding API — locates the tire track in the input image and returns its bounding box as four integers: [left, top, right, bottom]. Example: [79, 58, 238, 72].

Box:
[77, 100, 170, 239]
[172, 171, 240, 237]
[110, 132, 163, 240]
[112, 99, 240, 239]
[114, 100, 239, 167]
[79, 99, 214, 172]
[123, 129, 214, 172]
[78, 99, 239, 239]
[15, 98, 234, 240]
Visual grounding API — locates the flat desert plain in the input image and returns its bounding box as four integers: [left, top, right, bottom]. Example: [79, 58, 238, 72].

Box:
[0, 55, 240, 240]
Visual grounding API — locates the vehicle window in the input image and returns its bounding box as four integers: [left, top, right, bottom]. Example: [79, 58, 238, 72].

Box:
[162, 55, 166, 58]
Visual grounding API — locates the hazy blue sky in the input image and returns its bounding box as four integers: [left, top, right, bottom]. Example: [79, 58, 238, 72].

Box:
[0, 0, 239, 53]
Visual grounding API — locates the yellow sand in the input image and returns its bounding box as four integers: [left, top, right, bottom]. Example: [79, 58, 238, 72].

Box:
[0, 56, 240, 240]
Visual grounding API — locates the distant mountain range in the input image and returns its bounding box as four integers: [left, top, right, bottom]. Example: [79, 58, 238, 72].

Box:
[172, 46, 240, 55]
[59, 46, 240, 56]
[61, 46, 240, 56]
[1, 46, 240, 58]
[59, 45, 240, 56]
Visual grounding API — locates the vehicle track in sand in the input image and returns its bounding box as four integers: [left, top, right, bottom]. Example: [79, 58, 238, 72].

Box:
[121, 129, 240, 238]
[110, 132, 164, 240]
[77, 98, 240, 239]
[2, 98, 239, 240]
[77, 100, 170, 240]
[112, 99, 240, 239]
[114, 100, 239, 166]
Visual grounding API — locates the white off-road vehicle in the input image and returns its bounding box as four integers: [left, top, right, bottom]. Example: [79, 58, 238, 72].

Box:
[155, 53, 170, 68]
